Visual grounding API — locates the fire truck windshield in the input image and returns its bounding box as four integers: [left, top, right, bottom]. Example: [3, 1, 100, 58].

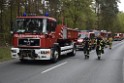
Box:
[79, 34, 87, 39]
[13, 18, 56, 33]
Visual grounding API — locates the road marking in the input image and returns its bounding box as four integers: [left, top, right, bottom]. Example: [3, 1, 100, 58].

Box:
[41, 61, 67, 74]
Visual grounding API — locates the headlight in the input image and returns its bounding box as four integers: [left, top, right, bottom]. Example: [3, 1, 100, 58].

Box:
[11, 50, 17, 53]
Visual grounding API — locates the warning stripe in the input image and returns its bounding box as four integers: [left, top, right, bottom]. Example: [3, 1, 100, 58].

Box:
[59, 27, 64, 38]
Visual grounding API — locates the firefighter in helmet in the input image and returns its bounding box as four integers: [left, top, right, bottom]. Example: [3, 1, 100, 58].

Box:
[83, 34, 91, 59]
[95, 35, 105, 59]
[108, 35, 113, 49]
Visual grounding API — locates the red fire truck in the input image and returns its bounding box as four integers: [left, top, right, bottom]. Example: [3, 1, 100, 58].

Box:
[76, 31, 95, 50]
[113, 33, 123, 41]
[11, 15, 78, 62]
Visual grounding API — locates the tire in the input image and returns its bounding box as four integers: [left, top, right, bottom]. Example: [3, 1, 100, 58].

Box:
[20, 59, 27, 62]
[51, 48, 59, 63]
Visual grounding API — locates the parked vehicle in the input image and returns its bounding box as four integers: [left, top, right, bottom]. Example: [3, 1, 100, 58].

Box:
[76, 32, 88, 50]
[113, 33, 123, 41]
[11, 15, 78, 62]
[76, 31, 95, 50]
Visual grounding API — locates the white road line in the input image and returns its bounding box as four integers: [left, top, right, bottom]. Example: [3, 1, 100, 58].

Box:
[41, 61, 67, 74]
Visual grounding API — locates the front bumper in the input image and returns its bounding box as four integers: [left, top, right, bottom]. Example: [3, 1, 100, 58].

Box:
[76, 45, 84, 49]
[11, 48, 52, 60]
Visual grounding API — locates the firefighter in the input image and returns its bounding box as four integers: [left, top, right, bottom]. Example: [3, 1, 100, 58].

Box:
[91, 37, 97, 49]
[101, 37, 106, 54]
[83, 35, 91, 59]
[103, 37, 108, 48]
[95, 35, 105, 59]
[108, 36, 113, 49]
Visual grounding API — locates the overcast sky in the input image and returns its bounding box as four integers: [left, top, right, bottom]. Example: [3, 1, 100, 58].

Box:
[118, 0, 124, 12]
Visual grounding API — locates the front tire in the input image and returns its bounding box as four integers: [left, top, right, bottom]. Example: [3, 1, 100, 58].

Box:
[20, 59, 27, 62]
[51, 48, 59, 63]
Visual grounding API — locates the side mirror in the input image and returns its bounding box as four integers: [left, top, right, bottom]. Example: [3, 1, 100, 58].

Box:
[10, 31, 14, 34]
[44, 33, 49, 38]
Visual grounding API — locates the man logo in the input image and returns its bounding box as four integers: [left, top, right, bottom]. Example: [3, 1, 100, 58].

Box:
[24, 39, 34, 46]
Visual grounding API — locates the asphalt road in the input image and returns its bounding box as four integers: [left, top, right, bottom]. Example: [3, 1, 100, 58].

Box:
[0, 41, 124, 83]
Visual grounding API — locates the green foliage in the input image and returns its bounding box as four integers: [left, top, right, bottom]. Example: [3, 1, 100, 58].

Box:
[58, 0, 96, 29]
[95, 0, 119, 31]
[0, 47, 11, 62]
[117, 12, 124, 32]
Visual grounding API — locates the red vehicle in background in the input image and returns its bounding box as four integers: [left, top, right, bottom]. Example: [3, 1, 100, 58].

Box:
[11, 15, 78, 62]
[76, 31, 95, 50]
[113, 33, 123, 41]
[76, 31, 88, 50]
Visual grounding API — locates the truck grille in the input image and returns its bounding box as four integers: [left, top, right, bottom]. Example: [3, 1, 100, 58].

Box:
[18, 38, 40, 47]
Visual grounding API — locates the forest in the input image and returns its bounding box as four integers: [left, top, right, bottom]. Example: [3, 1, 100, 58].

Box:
[0, 0, 124, 45]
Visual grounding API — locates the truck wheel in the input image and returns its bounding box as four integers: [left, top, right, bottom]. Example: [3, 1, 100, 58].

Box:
[51, 49, 59, 63]
[20, 59, 26, 62]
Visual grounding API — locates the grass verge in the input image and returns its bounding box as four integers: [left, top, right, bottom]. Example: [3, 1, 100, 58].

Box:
[0, 47, 11, 62]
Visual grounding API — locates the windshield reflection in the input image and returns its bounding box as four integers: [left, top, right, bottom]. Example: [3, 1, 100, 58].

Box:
[14, 18, 46, 33]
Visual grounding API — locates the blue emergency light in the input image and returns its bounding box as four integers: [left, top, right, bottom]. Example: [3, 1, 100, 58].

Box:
[23, 12, 27, 16]
[45, 12, 49, 16]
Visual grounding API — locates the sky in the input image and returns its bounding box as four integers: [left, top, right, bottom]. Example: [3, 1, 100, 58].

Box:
[118, 0, 124, 12]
